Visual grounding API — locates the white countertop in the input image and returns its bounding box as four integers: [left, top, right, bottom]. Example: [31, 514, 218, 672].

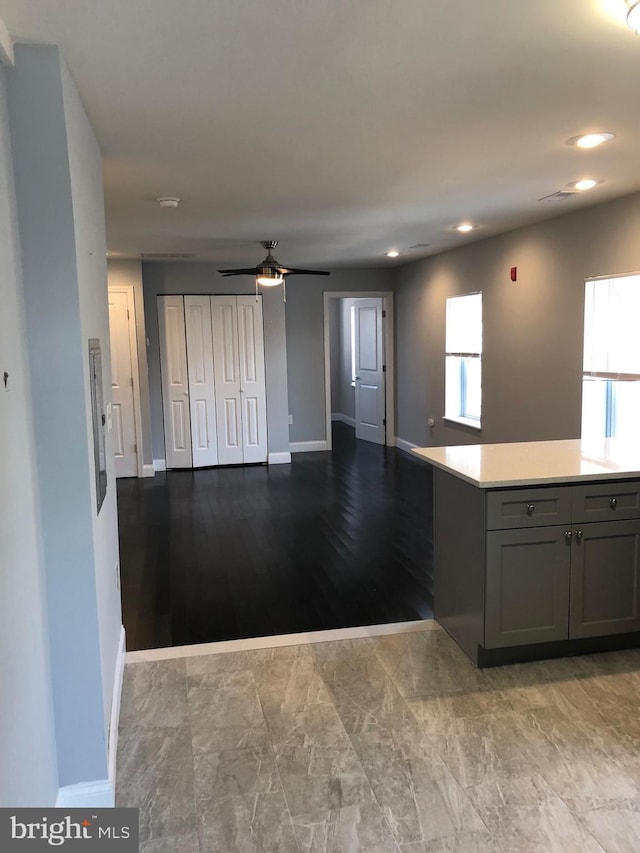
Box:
[412, 439, 640, 488]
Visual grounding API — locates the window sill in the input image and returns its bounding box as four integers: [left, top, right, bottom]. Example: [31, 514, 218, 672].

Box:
[443, 416, 482, 431]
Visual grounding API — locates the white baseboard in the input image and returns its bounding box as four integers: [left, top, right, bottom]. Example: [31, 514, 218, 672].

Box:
[153, 458, 166, 472]
[395, 436, 419, 454]
[55, 779, 114, 808]
[126, 619, 437, 663]
[54, 626, 126, 808]
[107, 626, 126, 797]
[290, 440, 329, 453]
[141, 463, 155, 478]
[268, 451, 292, 464]
[331, 413, 356, 427]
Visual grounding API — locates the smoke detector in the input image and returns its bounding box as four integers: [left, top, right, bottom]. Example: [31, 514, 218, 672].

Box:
[157, 197, 180, 209]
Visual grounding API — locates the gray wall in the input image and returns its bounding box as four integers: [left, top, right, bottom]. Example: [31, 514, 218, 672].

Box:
[107, 260, 153, 467]
[6, 45, 121, 790]
[0, 62, 59, 808]
[142, 263, 290, 462]
[286, 269, 393, 443]
[394, 192, 640, 448]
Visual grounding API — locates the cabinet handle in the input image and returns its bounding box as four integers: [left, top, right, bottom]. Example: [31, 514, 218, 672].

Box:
[609, 497, 617, 509]
[564, 530, 572, 542]
[526, 503, 535, 516]
[575, 529, 583, 541]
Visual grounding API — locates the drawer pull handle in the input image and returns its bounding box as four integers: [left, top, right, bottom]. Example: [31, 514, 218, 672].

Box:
[609, 497, 617, 509]
[575, 529, 583, 541]
[565, 530, 572, 542]
[526, 503, 535, 515]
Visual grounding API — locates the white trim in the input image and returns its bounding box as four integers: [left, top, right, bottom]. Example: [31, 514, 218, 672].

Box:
[290, 440, 328, 453]
[268, 451, 292, 465]
[55, 779, 113, 808]
[395, 436, 419, 454]
[153, 458, 166, 472]
[443, 415, 482, 431]
[323, 291, 395, 451]
[107, 626, 126, 795]
[332, 413, 356, 427]
[0, 17, 15, 66]
[142, 463, 155, 478]
[126, 619, 437, 663]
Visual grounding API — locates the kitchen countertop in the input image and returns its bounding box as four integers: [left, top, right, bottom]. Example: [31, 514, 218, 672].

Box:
[412, 439, 640, 488]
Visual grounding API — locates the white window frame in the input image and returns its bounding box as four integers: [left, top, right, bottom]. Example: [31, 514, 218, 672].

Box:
[444, 292, 482, 430]
[581, 273, 640, 445]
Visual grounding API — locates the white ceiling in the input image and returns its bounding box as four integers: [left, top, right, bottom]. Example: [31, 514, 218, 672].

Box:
[2, 0, 640, 269]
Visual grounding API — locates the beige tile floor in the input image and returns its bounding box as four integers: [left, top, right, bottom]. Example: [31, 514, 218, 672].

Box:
[116, 626, 640, 852]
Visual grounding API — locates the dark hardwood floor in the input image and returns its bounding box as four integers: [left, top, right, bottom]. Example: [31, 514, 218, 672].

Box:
[117, 423, 434, 650]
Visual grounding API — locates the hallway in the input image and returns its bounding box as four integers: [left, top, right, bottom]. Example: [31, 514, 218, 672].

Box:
[117, 424, 434, 650]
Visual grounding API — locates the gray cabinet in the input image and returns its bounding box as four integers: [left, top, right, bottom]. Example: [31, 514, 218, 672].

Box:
[433, 470, 640, 664]
[569, 519, 640, 639]
[484, 482, 640, 650]
[485, 526, 570, 648]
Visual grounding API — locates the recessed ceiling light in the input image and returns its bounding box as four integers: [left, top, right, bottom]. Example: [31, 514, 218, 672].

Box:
[157, 196, 180, 208]
[452, 223, 476, 233]
[567, 179, 601, 191]
[566, 133, 615, 149]
[627, 1, 640, 32]
[386, 250, 400, 258]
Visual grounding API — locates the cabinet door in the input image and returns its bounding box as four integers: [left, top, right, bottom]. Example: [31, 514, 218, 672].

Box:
[485, 526, 571, 649]
[570, 520, 640, 639]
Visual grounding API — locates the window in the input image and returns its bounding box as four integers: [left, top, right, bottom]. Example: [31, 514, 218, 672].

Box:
[581, 274, 640, 446]
[445, 292, 482, 428]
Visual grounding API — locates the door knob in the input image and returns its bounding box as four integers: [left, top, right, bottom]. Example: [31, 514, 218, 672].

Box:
[526, 503, 535, 515]
[564, 530, 572, 542]
[609, 497, 617, 509]
[575, 529, 583, 541]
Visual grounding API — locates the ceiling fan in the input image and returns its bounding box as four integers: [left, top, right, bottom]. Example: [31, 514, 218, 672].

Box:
[218, 241, 330, 301]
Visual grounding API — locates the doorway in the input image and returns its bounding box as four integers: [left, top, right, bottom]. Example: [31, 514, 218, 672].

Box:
[324, 291, 395, 450]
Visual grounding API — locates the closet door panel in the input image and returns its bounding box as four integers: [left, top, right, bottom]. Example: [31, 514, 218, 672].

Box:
[185, 295, 218, 467]
[237, 296, 268, 464]
[157, 296, 192, 468]
[212, 296, 244, 464]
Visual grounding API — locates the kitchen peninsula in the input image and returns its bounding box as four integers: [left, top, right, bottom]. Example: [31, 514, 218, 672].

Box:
[413, 439, 640, 666]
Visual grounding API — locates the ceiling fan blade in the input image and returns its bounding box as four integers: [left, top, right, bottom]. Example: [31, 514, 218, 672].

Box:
[278, 267, 330, 277]
[217, 267, 259, 276]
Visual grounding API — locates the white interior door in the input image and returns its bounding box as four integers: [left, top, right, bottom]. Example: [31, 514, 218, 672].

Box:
[211, 296, 244, 464]
[184, 295, 218, 467]
[354, 298, 386, 445]
[108, 288, 138, 477]
[237, 295, 268, 464]
[158, 295, 193, 468]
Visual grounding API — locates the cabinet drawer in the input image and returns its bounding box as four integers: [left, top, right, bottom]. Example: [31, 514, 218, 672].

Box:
[486, 487, 572, 530]
[572, 482, 640, 523]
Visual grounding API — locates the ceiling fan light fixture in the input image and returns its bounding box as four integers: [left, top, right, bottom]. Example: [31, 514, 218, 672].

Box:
[256, 270, 284, 287]
[627, 1, 640, 32]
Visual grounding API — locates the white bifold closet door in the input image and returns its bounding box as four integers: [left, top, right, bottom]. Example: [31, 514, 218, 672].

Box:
[211, 295, 268, 465]
[158, 295, 193, 468]
[184, 295, 219, 467]
[158, 294, 267, 468]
